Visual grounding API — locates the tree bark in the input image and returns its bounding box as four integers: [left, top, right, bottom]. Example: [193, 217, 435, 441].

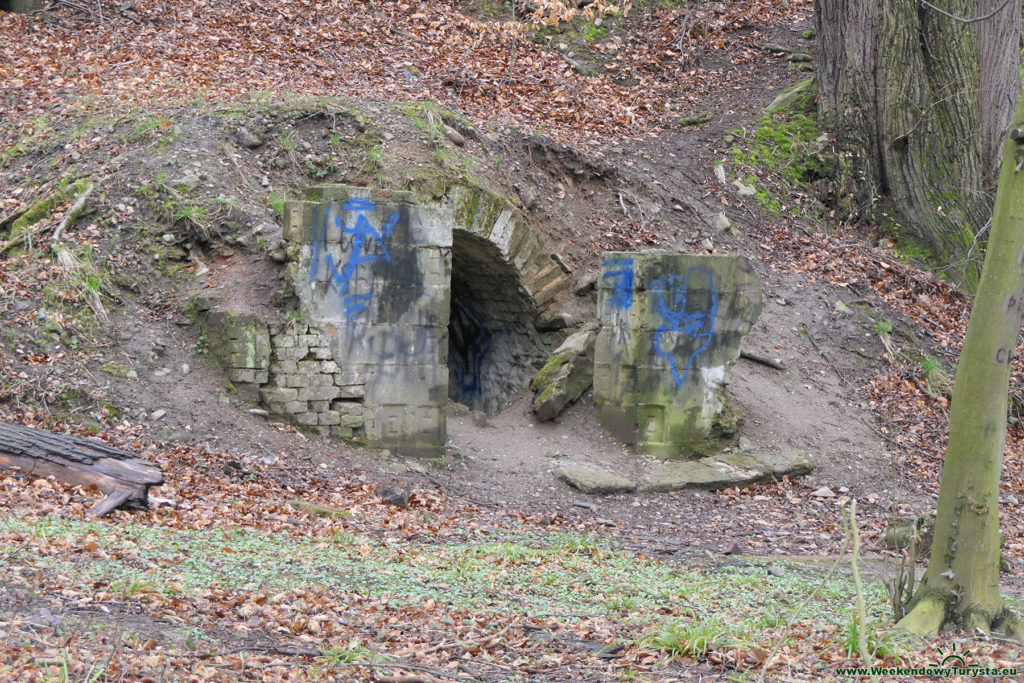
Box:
[978, 0, 1024, 176]
[815, 0, 1021, 289]
[0, 421, 164, 517]
[898, 90, 1024, 638]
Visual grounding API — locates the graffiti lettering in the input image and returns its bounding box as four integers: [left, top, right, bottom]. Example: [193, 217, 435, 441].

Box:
[602, 257, 635, 310]
[310, 198, 400, 318]
[650, 267, 717, 388]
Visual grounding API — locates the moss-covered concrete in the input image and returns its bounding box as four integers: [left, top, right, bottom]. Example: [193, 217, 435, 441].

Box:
[594, 251, 763, 459]
[281, 183, 567, 456]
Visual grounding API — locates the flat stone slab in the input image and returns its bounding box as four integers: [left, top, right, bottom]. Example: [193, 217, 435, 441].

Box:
[555, 464, 637, 495]
[641, 450, 813, 492]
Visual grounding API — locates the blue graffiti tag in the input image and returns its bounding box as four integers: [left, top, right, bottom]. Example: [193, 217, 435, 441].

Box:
[650, 267, 717, 388]
[309, 198, 400, 318]
[449, 293, 492, 399]
[602, 257, 635, 310]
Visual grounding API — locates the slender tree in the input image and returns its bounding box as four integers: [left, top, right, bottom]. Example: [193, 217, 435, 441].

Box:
[897, 92, 1024, 638]
[814, 0, 1021, 288]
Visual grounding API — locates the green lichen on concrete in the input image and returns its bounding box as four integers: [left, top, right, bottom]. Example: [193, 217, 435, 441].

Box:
[595, 252, 763, 461]
[662, 394, 742, 459]
[190, 306, 271, 402]
[454, 187, 481, 230]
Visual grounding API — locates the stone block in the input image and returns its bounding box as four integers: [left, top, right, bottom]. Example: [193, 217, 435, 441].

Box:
[275, 360, 299, 374]
[297, 360, 321, 375]
[332, 400, 364, 416]
[531, 325, 597, 422]
[321, 360, 340, 373]
[340, 414, 364, 428]
[274, 334, 297, 349]
[330, 427, 354, 438]
[305, 374, 335, 388]
[295, 412, 320, 426]
[297, 385, 339, 402]
[261, 387, 298, 403]
[319, 410, 342, 426]
[525, 262, 563, 295]
[283, 201, 316, 243]
[314, 348, 334, 360]
[532, 276, 569, 307]
[489, 210, 518, 255]
[595, 251, 763, 459]
[284, 400, 307, 413]
[336, 383, 365, 398]
[273, 347, 307, 362]
[310, 400, 330, 412]
[512, 234, 541, 272]
[227, 368, 255, 383]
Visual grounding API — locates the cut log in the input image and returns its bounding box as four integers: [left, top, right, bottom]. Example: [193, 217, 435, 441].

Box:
[0, 421, 164, 517]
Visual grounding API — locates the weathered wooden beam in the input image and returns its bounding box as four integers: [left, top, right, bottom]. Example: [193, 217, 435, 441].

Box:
[0, 421, 164, 516]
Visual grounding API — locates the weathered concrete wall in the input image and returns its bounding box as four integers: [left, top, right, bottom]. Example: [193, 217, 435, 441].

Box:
[273, 184, 568, 455]
[594, 251, 763, 459]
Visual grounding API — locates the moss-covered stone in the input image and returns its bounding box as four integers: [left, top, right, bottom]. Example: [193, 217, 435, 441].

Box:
[531, 325, 597, 421]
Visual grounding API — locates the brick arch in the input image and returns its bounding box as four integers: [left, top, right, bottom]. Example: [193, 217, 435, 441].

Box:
[447, 186, 570, 312]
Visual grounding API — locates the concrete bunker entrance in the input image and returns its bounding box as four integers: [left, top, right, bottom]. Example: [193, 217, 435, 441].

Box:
[446, 230, 547, 416]
[273, 184, 572, 455]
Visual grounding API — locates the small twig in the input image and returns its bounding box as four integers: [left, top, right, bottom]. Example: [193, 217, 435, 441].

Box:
[52, 0, 94, 16]
[739, 350, 786, 371]
[796, 322, 850, 386]
[51, 183, 93, 244]
[860, 418, 943, 461]
[617, 192, 629, 217]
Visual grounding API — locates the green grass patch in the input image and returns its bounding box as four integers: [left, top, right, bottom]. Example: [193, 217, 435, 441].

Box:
[0, 515, 899, 654]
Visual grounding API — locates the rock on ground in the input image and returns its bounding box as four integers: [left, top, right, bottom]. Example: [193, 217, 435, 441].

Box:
[554, 464, 637, 495]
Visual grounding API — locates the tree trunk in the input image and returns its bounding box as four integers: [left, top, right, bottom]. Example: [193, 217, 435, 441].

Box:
[815, 0, 1021, 289]
[0, 421, 164, 517]
[978, 0, 1024, 176]
[897, 91, 1024, 638]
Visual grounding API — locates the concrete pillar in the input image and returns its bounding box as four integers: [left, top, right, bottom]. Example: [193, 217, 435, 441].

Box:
[594, 251, 763, 459]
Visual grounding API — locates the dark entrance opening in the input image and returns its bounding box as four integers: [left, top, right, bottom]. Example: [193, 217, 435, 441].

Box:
[447, 231, 547, 415]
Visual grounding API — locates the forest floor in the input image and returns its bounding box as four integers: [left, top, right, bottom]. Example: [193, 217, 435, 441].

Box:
[2, 0, 1024, 680]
